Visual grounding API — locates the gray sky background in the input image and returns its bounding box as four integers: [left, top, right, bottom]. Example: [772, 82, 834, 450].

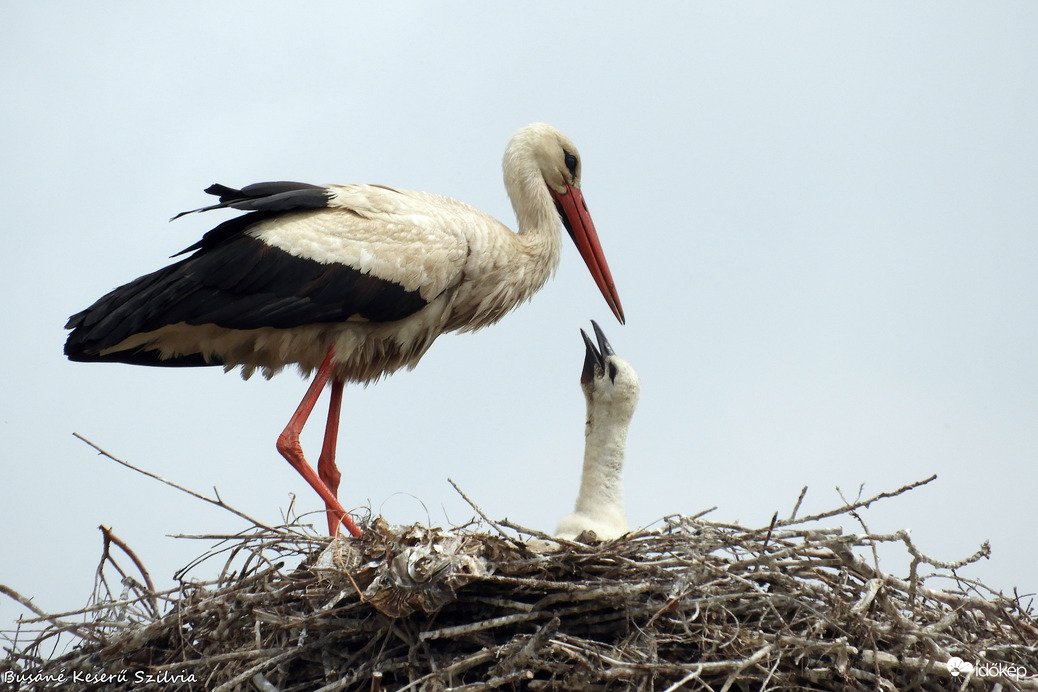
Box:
[3, 3, 1036, 638]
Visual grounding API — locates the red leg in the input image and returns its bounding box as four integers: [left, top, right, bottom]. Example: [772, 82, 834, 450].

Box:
[276, 347, 362, 537]
[317, 378, 344, 535]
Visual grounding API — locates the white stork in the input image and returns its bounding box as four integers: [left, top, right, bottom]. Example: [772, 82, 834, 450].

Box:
[556, 321, 640, 541]
[65, 123, 624, 537]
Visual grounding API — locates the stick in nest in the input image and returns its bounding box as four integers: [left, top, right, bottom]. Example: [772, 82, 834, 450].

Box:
[73, 432, 275, 531]
[96, 524, 159, 617]
[773, 473, 938, 528]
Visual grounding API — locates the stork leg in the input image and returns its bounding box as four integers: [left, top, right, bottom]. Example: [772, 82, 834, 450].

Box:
[317, 378, 344, 535]
[276, 347, 362, 537]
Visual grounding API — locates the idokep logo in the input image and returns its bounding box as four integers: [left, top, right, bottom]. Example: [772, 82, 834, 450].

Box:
[946, 656, 1030, 681]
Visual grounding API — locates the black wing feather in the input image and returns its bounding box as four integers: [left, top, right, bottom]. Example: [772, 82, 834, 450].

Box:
[171, 181, 328, 219]
[172, 182, 331, 256]
[65, 184, 430, 367]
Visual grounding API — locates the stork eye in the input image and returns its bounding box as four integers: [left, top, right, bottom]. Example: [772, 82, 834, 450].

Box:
[608, 362, 618, 383]
[564, 151, 579, 177]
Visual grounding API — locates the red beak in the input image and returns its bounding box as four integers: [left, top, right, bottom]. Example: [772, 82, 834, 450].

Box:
[551, 184, 625, 324]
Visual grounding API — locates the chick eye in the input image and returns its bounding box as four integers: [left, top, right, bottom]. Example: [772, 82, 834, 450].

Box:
[564, 151, 579, 177]
[608, 362, 618, 383]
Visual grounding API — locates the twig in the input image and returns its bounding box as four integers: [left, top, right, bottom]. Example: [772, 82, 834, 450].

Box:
[154, 647, 291, 671]
[774, 474, 938, 528]
[719, 644, 774, 692]
[836, 485, 882, 573]
[98, 524, 159, 617]
[446, 477, 534, 554]
[0, 585, 102, 644]
[420, 611, 549, 641]
[661, 666, 704, 692]
[395, 650, 497, 692]
[74, 432, 275, 531]
[447, 477, 510, 539]
[788, 486, 808, 522]
[210, 647, 302, 692]
[753, 512, 779, 570]
[251, 673, 281, 692]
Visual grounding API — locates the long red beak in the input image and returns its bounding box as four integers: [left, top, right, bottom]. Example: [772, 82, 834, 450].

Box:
[551, 184, 625, 324]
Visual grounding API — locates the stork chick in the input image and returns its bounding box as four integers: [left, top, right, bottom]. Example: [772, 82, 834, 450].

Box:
[556, 321, 640, 541]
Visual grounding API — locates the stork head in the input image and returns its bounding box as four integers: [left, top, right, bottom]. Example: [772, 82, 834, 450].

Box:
[504, 123, 625, 325]
[580, 320, 640, 421]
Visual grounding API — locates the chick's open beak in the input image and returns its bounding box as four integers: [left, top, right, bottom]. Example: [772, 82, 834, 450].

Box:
[580, 319, 615, 385]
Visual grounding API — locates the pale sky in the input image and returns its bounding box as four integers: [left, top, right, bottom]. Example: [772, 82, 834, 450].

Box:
[3, 3, 1037, 637]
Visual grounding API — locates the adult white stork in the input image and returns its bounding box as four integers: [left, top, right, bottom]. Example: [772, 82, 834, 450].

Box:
[556, 321, 640, 541]
[65, 123, 624, 537]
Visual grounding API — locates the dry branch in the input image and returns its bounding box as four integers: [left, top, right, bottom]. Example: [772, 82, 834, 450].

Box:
[72, 433, 274, 531]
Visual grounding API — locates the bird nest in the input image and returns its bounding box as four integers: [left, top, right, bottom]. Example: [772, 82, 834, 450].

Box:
[3, 477, 1037, 691]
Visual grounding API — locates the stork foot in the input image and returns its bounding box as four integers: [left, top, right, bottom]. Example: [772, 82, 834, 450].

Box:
[277, 347, 361, 537]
